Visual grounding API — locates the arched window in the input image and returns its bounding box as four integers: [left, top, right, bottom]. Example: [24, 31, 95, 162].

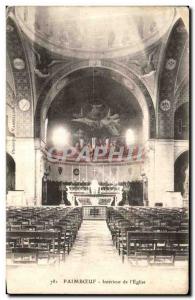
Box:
[174, 151, 189, 196]
[6, 153, 15, 193]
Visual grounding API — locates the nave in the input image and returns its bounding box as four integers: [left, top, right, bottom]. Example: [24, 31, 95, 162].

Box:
[6, 206, 189, 265]
[6, 6, 189, 295]
[6, 206, 188, 294]
[7, 218, 188, 294]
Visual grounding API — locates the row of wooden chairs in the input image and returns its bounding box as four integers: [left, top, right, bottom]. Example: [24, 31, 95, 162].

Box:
[106, 207, 189, 265]
[6, 207, 83, 265]
[108, 207, 188, 230]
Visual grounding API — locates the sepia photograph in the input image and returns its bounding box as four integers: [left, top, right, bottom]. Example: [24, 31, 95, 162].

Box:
[5, 5, 189, 295]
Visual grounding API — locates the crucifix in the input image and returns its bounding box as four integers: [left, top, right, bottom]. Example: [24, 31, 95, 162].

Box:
[178, 119, 187, 134]
[93, 168, 96, 177]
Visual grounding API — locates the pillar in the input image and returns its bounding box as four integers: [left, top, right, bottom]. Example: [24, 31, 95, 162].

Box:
[34, 138, 44, 206]
[153, 139, 175, 206]
[15, 137, 35, 205]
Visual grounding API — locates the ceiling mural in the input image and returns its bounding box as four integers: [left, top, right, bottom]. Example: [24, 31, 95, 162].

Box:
[15, 6, 175, 58]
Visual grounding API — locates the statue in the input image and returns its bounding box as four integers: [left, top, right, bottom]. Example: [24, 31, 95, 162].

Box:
[183, 165, 189, 200]
[72, 106, 120, 136]
[128, 47, 158, 77]
[32, 47, 66, 78]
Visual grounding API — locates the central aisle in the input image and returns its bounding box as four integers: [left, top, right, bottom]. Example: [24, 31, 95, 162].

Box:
[7, 220, 188, 294]
[64, 220, 121, 266]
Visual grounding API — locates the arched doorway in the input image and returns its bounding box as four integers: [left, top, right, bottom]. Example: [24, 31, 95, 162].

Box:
[6, 153, 15, 193]
[174, 151, 189, 198]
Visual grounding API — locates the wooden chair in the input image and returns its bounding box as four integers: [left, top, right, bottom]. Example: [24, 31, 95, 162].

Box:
[124, 231, 188, 265]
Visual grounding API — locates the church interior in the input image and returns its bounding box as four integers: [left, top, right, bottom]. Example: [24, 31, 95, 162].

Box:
[6, 6, 189, 293]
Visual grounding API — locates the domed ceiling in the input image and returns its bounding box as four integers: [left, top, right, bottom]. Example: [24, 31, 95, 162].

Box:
[15, 6, 175, 58]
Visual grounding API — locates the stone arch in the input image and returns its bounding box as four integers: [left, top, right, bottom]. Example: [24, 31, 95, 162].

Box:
[35, 60, 156, 141]
[174, 78, 189, 113]
[6, 15, 34, 137]
[175, 148, 189, 162]
[156, 18, 188, 138]
[6, 83, 16, 137]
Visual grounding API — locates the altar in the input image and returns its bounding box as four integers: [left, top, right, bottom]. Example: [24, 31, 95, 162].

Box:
[75, 194, 115, 206]
[66, 179, 123, 206]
